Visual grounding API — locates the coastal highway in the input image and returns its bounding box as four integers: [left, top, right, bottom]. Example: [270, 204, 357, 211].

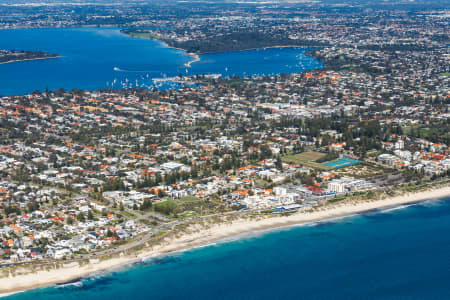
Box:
[56, 176, 420, 262]
[87, 209, 254, 259]
[3, 176, 440, 268]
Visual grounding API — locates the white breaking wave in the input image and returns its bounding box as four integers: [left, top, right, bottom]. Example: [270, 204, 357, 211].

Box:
[0, 291, 24, 298]
[56, 281, 83, 288]
[379, 204, 415, 213]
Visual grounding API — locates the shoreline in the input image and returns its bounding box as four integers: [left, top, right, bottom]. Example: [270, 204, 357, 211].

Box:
[1, 185, 449, 294]
[153, 41, 201, 68]
[184, 53, 200, 68]
[119, 30, 321, 67]
[121, 32, 202, 68]
[0, 56, 60, 65]
[193, 45, 322, 55]
[120, 30, 329, 72]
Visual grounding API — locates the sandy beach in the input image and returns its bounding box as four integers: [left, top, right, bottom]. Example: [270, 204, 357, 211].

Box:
[120, 31, 201, 68]
[184, 53, 200, 68]
[0, 56, 60, 65]
[1, 185, 449, 294]
[158, 42, 200, 68]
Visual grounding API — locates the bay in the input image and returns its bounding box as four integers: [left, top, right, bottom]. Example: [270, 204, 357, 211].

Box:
[0, 27, 323, 95]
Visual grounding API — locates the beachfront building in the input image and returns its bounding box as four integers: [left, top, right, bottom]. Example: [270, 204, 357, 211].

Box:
[327, 177, 374, 193]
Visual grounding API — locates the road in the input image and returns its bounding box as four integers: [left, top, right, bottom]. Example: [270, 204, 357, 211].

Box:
[3, 175, 446, 268]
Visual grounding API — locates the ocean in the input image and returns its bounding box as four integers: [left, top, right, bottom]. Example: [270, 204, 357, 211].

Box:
[1, 26, 449, 300]
[4, 196, 450, 299]
[0, 27, 323, 96]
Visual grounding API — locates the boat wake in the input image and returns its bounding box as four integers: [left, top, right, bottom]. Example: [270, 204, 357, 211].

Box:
[113, 67, 156, 73]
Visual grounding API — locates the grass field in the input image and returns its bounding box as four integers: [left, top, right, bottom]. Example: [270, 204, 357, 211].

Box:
[282, 151, 333, 171]
[177, 195, 202, 202]
[125, 32, 161, 40]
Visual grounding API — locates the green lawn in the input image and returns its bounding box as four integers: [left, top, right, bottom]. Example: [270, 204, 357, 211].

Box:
[282, 151, 333, 171]
[126, 32, 161, 40]
[120, 210, 136, 219]
[168, 195, 202, 204]
[179, 195, 202, 202]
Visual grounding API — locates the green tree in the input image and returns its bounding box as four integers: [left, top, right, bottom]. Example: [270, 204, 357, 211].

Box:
[77, 213, 85, 222]
[140, 199, 153, 210]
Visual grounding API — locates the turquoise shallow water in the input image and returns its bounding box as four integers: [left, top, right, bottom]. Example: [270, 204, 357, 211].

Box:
[4, 197, 450, 299]
[0, 27, 323, 95]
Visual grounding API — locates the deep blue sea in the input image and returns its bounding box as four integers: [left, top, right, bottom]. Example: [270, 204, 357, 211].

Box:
[0, 27, 323, 95]
[4, 196, 450, 300]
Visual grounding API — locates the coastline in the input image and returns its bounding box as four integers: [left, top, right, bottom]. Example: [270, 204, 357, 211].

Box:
[184, 53, 200, 68]
[195, 45, 317, 55]
[0, 56, 60, 65]
[121, 31, 201, 68]
[1, 185, 449, 294]
[121, 29, 328, 70]
[154, 41, 200, 68]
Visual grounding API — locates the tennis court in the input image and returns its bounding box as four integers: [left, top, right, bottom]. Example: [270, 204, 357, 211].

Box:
[322, 157, 361, 169]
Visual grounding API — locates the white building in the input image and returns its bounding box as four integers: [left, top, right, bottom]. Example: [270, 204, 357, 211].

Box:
[327, 177, 374, 193]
